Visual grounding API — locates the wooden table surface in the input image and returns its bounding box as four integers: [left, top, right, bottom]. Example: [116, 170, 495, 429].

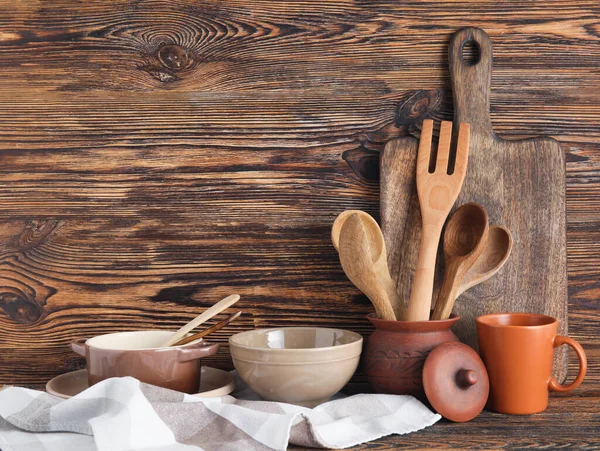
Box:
[340, 396, 600, 450]
[0, 1, 599, 449]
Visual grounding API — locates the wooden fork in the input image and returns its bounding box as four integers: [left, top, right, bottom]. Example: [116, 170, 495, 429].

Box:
[406, 119, 471, 321]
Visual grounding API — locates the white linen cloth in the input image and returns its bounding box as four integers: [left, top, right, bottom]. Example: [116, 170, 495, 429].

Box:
[0, 375, 440, 451]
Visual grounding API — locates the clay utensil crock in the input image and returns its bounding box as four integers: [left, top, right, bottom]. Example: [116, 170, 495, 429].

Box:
[362, 313, 460, 396]
[333, 210, 405, 319]
[431, 203, 489, 320]
[407, 120, 471, 321]
[229, 327, 363, 407]
[338, 213, 397, 320]
[456, 225, 512, 298]
[477, 313, 587, 414]
[161, 293, 240, 346]
[172, 311, 242, 346]
[71, 330, 219, 393]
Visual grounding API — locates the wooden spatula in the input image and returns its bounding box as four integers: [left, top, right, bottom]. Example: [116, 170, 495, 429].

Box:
[406, 120, 470, 321]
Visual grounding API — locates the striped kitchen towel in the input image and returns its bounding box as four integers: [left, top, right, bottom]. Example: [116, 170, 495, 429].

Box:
[0, 376, 440, 451]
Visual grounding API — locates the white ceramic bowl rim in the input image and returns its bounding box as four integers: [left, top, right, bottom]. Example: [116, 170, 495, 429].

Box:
[85, 330, 200, 351]
[229, 327, 363, 352]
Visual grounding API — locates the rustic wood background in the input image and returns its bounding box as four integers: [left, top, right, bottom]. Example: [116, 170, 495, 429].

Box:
[0, 0, 598, 413]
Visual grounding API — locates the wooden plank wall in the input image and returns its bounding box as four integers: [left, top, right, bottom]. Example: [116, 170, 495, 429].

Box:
[0, 1, 598, 393]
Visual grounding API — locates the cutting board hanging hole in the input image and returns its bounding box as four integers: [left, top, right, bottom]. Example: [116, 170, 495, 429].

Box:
[461, 40, 481, 65]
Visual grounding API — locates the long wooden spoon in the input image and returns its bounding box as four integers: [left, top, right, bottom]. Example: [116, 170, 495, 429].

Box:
[161, 294, 240, 347]
[333, 210, 405, 320]
[338, 213, 396, 320]
[456, 225, 512, 298]
[431, 203, 489, 320]
[172, 311, 242, 346]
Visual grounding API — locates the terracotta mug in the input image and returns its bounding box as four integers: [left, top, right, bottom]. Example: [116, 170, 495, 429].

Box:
[476, 313, 586, 414]
[71, 330, 219, 394]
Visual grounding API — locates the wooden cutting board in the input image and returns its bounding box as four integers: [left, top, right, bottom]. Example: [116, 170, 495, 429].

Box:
[381, 27, 568, 381]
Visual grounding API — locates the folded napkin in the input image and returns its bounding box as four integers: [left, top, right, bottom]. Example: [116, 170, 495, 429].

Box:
[0, 375, 440, 451]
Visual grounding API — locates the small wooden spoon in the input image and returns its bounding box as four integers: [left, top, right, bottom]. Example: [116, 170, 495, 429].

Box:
[333, 210, 405, 320]
[172, 311, 242, 346]
[161, 294, 240, 347]
[456, 225, 512, 298]
[338, 213, 396, 320]
[431, 203, 489, 320]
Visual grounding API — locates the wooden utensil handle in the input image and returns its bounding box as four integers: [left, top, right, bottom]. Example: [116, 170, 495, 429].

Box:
[162, 294, 240, 347]
[372, 296, 397, 321]
[407, 225, 441, 321]
[432, 264, 461, 320]
[377, 270, 406, 321]
[173, 311, 242, 346]
[367, 286, 396, 321]
[449, 27, 493, 134]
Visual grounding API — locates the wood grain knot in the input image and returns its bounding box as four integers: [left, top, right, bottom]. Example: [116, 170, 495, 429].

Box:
[157, 44, 190, 71]
[150, 285, 205, 306]
[18, 220, 60, 250]
[0, 289, 43, 324]
[141, 43, 196, 84]
[396, 90, 450, 126]
[342, 147, 380, 183]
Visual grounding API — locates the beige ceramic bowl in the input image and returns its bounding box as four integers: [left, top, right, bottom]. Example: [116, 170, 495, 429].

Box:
[229, 327, 363, 407]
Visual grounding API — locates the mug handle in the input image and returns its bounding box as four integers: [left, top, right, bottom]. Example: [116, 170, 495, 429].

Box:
[71, 338, 88, 357]
[177, 341, 220, 363]
[548, 336, 587, 392]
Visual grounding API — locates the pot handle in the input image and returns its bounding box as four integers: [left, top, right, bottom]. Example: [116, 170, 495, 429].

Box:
[177, 341, 220, 363]
[71, 338, 88, 357]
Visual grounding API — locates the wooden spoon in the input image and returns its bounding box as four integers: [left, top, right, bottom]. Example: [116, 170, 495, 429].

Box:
[172, 311, 242, 347]
[161, 294, 240, 347]
[333, 210, 405, 320]
[331, 210, 374, 251]
[338, 212, 397, 320]
[431, 203, 489, 320]
[456, 225, 512, 298]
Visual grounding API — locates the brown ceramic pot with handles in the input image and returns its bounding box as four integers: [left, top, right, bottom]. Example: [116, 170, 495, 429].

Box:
[477, 313, 587, 414]
[71, 330, 219, 394]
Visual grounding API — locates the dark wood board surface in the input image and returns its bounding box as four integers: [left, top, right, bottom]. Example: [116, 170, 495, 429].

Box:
[0, 1, 599, 449]
[381, 27, 567, 380]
